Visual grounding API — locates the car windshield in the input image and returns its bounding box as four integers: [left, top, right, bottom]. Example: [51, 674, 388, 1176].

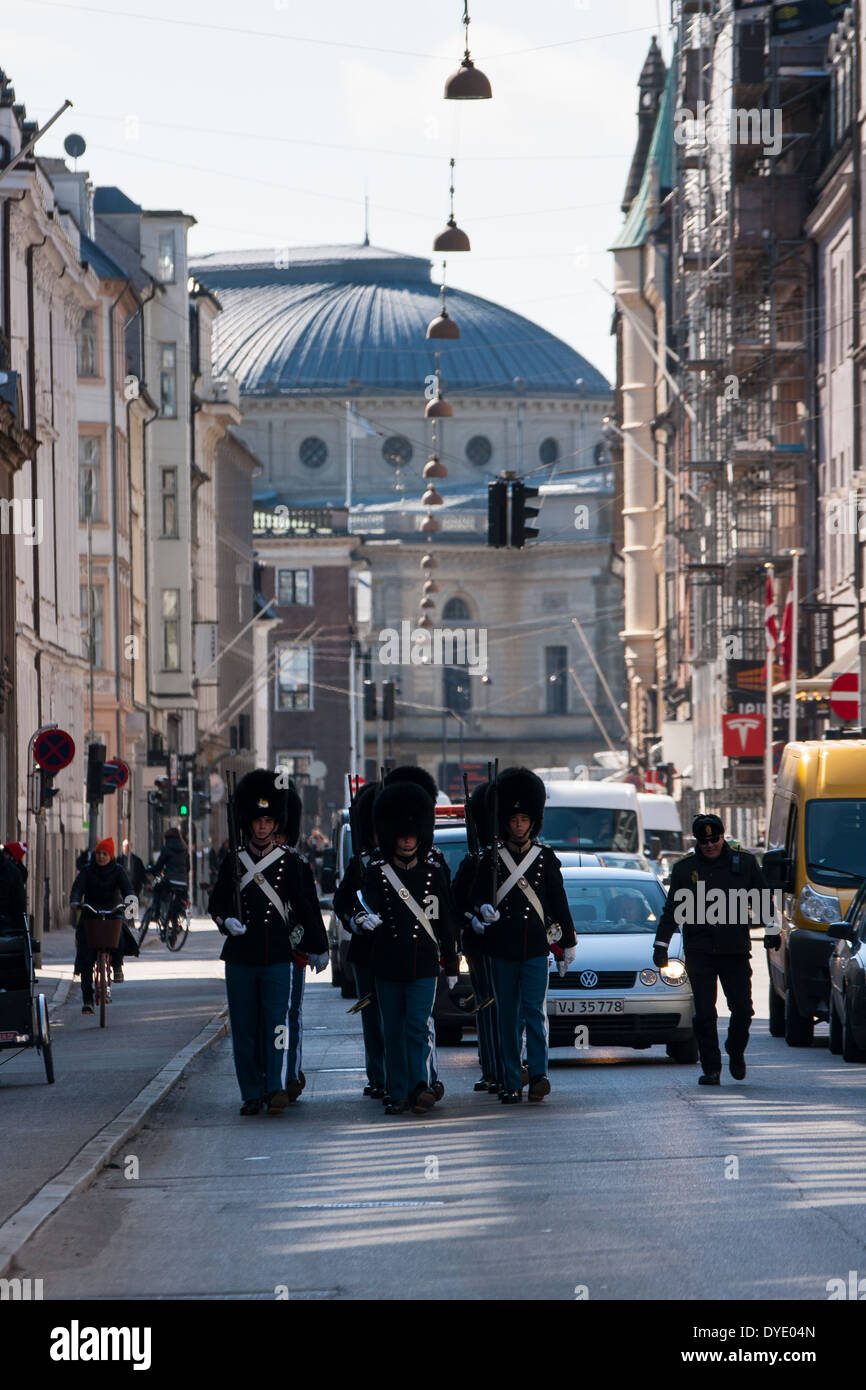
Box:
[541, 807, 639, 852]
[805, 800, 866, 889]
[598, 853, 650, 871]
[644, 829, 684, 853]
[564, 877, 666, 934]
[434, 833, 469, 876]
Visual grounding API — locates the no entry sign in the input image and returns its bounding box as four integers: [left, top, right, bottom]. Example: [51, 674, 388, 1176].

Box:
[102, 759, 129, 790]
[33, 728, 75, 772]
[829, 672, 859, 723]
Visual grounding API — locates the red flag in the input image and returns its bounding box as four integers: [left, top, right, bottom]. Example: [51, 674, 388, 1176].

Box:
[761, 572, 778, 683]
[780, 577, 794, 679]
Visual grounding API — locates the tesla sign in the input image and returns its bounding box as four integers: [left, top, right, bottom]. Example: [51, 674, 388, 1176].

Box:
[722, 713, 764, 759]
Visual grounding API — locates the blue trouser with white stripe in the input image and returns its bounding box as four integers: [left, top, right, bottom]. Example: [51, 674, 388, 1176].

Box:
[353, 963, 386, 1090]
[489, 955, 549, 1093]
[375, 976, 436, 1104]
[225, 961, 292, 1102]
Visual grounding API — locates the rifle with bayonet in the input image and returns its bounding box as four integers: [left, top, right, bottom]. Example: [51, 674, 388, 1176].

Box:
[463, 770, 480, 860]
[224, 768, 244, 927]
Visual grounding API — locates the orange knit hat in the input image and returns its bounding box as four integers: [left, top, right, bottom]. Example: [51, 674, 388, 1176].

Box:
[95, 836, 115, 857]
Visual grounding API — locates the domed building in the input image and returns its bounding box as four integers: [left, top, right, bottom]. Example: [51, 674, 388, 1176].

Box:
[193, 244, 622, 804]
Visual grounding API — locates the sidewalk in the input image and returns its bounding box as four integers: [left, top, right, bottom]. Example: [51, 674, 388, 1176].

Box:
[0, 916, 228, 1232]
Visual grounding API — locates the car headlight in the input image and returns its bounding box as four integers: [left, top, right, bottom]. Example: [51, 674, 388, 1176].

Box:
[459, 955, 470, 974]
[639, 968, 657, 986]
[660, 958, 687, 986]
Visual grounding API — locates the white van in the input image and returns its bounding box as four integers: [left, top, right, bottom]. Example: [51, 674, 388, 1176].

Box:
[637, 793, 684, 856]
[539, 781, 644, 853]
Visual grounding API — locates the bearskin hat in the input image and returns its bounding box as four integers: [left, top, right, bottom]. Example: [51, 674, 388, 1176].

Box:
[469, 781, 491, 847]
[373, 780, 435, 861]
[383, 764, 438, 802]
[234, 769, 301, 845]
[350, 780, 379, 855]
[489, 766, 546, 838]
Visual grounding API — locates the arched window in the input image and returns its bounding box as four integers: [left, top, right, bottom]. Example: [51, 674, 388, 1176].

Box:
[539, 437, 559, 466]
[442, 597, 472, 713]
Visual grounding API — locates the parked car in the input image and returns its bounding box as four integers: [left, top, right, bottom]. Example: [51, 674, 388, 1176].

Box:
[825, 881, 866, 1063]
[548, 868, 697, 1062]
[596, 851, 658, 875]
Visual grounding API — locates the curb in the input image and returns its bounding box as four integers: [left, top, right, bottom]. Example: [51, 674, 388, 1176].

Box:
[0, 1005, 229, 1278]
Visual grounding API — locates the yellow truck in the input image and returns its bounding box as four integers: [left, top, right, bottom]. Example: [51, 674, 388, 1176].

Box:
[762, 733, 866, 1046]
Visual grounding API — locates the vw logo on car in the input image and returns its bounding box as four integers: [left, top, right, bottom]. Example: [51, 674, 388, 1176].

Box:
[579, 970, 598, 988]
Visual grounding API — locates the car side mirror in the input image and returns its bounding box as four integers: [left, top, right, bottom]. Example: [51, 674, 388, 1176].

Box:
[320, 866, 336, 894]
[761, 848, 794, 892]
[825, 921, 856, 942]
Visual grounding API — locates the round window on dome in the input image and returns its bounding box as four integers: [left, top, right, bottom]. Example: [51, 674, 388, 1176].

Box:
[466, 435, 493, 468]
[539, 437, 559, 466]
[382, 435, 413, 468]
[299, 436, 328, 469]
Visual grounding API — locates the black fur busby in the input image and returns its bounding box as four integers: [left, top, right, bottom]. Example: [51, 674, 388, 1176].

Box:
[351, 781, 379, 855]
[491, 766, 546, 838]
[234, 769, 301, 845]
[383, 764, 438, 802]
[373, 780, 435, 861]
[469, 781, 490, 847]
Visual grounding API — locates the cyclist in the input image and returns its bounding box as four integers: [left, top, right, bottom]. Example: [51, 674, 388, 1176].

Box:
[70, 837, 138, 1012]
[150, 825, 190, 930]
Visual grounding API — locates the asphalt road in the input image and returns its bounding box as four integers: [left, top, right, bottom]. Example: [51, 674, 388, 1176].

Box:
[12, 941, 866, 1302]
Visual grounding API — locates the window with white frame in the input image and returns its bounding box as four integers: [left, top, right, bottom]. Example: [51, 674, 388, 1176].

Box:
[80, 583, 104, 668]
[275, 752, 312, 783]
[77, 309, 98, 377]
[276, 643, 312, 710]
[78, 436, 102, 522]
[159, 343, 177, 417]
[157, 231, 176, 283]
[161, 466, 178, 537]
[276, 568, 311, 605]
[162, 588, 181, 670]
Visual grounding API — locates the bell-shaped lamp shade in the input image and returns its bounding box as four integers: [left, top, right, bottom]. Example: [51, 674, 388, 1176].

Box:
[420, 552, 439, 570]
[425, 394, 453, 419]
[445, 56, 492, 100]
[426, 309, 460, 340]
[417, 613, 434, 630]
[421, 485, 444, 508]
[420, 513, 442, 534]
[423, 455, 448, 479]
[433, 217, 471, 253]
[419, 595, 436, 611]
[422, 578, 440, 595]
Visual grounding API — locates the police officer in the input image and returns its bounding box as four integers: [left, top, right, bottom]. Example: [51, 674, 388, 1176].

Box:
[209, 770, 328, 1115]
[653, 813, 773, 1085]
[354, 780, 459, 1116]
[453, 781, 501, 1094]
[333, 780, 387, 1100]
[469, 767, 577, 1104]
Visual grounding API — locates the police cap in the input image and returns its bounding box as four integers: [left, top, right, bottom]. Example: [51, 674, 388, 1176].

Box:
[692, 813, 725, 842]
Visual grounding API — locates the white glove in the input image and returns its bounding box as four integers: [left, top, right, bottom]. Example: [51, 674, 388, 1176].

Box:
[479, 903, 500, 924]
[308, 952, 329, 973]
[467, 914, 486, 935]
[224, 916, 247, 937]
[556, 958, 569, 977]
[446, 976, 458, 991]
[123, 894, 139, 921]
[562, 945, 578, 969]
[355, 912, 381, 933]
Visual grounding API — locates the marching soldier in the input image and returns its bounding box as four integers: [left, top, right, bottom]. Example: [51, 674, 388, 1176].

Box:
[353, 780, 460, 1115]
[653, 813, 771, 1085]
[453, 781, 501, 1094]
[469, 767, 576, 1104]
[209, 770, 328, 1115]
[333, 780, 387, 1099]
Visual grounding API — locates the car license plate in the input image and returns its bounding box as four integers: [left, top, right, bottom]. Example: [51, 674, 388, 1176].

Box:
[554, 999, 624, 1015]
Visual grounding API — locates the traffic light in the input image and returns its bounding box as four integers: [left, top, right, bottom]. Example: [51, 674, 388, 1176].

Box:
[363, 680, 377, 720]
[38, 770, 59, 809]
[85, 742, 106, 804]
[172, 785, 189, 816]
[510, 480, 540, 548]
[487, 479, 508, 548]
[381, 680, 395, 721]
[193, 791, 211, 818]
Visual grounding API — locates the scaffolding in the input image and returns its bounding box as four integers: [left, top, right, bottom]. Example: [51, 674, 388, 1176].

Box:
[668, 0, 832, 812]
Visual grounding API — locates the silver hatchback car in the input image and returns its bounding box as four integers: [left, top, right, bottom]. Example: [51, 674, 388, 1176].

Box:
[549, 868, 697, 1062]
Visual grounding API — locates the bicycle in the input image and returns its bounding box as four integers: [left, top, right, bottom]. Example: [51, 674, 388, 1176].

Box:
[79, 903, 123, 1028]
[137, 874, 190, 953]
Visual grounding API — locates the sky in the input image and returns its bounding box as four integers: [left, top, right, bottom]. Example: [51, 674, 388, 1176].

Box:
[5, 0, 672, 384]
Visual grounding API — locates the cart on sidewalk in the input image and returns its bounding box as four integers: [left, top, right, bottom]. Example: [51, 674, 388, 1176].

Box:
[0, 910, 54, 1083]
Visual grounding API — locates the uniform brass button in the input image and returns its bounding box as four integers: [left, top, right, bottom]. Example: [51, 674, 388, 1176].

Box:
[254, 872, 264, 884]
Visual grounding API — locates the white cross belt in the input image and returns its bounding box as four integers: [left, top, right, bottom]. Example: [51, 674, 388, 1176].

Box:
[238, 847, 288, 922]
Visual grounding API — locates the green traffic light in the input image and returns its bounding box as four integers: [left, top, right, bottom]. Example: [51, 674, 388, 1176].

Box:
[179, 803, 188, 816]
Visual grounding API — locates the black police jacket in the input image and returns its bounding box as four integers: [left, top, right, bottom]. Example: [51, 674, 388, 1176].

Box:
[654, 842, 768, 956]
[333, 853, 373, 968]
[209, 844, 327, 967]
[467, 840, 575, 962]
[358, 853, 460, 983]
